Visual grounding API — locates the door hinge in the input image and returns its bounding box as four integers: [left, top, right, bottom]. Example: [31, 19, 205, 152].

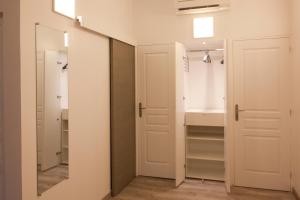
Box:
[289, 46, 293, 53]
[184, 164, 186, 168]
[290, 109, 293, 117]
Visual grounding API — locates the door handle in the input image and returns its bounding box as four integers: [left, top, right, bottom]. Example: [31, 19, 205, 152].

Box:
[235, 104, 245, 121]
[139, 102, 146, 118]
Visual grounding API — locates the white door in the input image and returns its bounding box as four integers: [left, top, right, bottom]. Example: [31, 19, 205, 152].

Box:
[175, 43, 186, 186]
[138, 44, 175, 179]
[42, 50, 62, 171]
[234, 38, 291, 191]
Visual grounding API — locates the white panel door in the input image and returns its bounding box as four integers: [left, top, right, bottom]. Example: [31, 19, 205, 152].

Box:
[138, 44, 175, 179]
[42, 50, 61, 171]
[234, 38, 291, 191]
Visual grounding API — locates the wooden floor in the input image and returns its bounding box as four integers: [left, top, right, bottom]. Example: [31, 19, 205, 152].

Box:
[38, 165, 68, 194]
[111, 177, 296, 200]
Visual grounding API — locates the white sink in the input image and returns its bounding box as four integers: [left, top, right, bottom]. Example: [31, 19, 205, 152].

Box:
[185, 109, 224, 126]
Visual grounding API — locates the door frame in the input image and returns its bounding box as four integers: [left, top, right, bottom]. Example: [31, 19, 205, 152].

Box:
[228, 36, 292, 191]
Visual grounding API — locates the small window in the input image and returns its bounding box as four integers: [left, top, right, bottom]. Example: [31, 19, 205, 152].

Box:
[193, 17, 214, 38]
[54, 0, 76, 19]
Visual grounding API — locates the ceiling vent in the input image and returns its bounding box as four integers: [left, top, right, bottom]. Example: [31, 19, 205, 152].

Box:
[176, 0, 230, 15]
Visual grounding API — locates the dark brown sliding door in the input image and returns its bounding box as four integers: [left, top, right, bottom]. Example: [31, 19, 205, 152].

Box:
[110, 39, 136, 196]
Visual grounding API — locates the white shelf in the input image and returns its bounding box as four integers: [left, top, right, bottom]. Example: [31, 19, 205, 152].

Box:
[61, 109, 69, 165]
[186, 171, 225, 181]
[187, 136, 224, 142]
[187, 153, 224, 162]
[61, 109, 69, 120]
[185, 125, 225, 182]
[186, 159, 225, 181]
[185, 109, 224, 126]
[188, 127, 224, 134]
[61, 161, 69, 165]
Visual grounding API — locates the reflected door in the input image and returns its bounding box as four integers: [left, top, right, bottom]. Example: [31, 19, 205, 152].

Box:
[42, 50, 61, 171]
[138, 44, 175, 179]
[234, 38, 291, 191]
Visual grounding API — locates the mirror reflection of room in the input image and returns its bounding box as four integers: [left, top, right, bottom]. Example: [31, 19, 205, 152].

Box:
[36, 24, 69, 195]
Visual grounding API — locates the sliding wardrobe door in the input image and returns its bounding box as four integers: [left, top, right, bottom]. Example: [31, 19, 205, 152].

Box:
[110, 39, 136, 196]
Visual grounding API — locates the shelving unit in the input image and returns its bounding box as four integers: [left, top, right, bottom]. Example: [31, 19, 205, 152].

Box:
[186, 159, 225, 181]
[61, 109, 69, 165]
[186, 125, 225, 181]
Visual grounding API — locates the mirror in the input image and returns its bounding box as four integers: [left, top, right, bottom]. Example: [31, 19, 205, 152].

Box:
[35, 24, 69, 195]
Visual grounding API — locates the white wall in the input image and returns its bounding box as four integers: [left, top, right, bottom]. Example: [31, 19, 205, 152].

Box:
[185, 51, 225, 110]
[133, 0, 291, 45]
[76, 0, 135, 44]
[20, 0, 111, 200]
[291, 0, 300, 196]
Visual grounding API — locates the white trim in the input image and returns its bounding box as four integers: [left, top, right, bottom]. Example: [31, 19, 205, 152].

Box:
[135, 46, 141, 176]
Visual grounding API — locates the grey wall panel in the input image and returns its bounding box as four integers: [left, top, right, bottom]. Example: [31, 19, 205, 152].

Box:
[110, 39, 136, 196]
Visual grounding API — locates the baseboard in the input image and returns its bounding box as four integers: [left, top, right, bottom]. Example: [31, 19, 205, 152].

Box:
[292, 188, 300, 200]
[102, 192, 111, 200]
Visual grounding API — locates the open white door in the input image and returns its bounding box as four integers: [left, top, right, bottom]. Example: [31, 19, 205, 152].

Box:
[233, 38, 291, 191]
[42, 50, 61, 171]
[138, 44, 175, 179]
[175, 43, 186, 186]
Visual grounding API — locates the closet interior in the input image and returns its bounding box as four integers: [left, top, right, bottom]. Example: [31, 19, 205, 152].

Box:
[184, 40, 226, 181]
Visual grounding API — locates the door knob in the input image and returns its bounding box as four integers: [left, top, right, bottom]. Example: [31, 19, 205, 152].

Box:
[235, 104, 245, 121]
[139, 102, 146, 118]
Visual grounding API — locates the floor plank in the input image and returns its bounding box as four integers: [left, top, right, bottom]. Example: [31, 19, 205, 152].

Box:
[111, 177, 295, 200]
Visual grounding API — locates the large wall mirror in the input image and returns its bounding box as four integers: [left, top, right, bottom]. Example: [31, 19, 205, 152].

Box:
[35, 24, 69, 195]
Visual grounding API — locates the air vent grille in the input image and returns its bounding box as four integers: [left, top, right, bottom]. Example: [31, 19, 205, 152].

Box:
[176, 0, 230, 15]
[178, 4, 220, 11]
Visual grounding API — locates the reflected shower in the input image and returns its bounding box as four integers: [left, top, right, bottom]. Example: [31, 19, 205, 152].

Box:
[203, 51, 212, 63]
[187, 48, 224, 65]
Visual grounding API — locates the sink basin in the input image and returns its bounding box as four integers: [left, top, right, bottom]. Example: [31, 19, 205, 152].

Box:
[185, 109, 224, 126]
